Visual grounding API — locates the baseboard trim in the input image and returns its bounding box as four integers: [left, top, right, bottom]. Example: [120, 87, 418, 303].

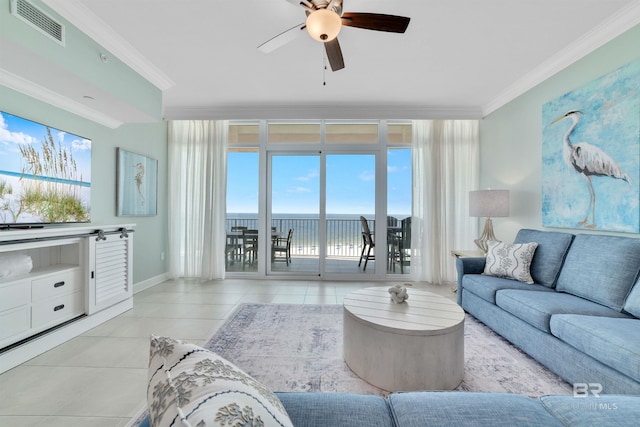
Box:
[133, 272, 170, 294]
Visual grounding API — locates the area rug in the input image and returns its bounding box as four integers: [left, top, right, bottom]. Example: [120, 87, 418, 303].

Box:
[208, 303, 572, 397]
[129, 303, 572, 426]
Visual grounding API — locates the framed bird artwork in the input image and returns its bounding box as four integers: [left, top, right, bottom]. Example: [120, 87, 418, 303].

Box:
[541, 58, 639, 233]
[116, 148, 158, 216]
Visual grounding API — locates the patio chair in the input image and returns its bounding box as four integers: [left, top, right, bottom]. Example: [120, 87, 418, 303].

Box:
[389, 217, 411, 273]
[272, 228, 293, 265]
[226, 226, 247, 263]
[388, 216, 412, 273]
[359, 216, 375, 271]
[242, 229, 259, 265]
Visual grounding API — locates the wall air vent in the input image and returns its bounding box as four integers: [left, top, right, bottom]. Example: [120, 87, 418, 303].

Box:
[11, 0, 65, 46]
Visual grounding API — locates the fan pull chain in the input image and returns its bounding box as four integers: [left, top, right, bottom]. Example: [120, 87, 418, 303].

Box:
[323, 49, 327, 86]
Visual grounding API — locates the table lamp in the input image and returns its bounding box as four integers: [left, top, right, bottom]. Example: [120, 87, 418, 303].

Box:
[469, 189, 510, 253]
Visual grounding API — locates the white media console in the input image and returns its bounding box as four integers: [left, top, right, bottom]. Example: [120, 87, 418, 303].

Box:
[0, 224, 134, 373]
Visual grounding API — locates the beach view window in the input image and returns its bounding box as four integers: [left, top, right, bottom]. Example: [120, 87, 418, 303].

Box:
[225, 120, 412, 278]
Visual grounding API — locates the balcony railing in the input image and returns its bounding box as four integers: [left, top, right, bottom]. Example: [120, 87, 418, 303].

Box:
[226, 217, 372, 258]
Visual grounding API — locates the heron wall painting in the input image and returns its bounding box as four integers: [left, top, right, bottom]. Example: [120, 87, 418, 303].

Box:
[542, 59, 639, 233]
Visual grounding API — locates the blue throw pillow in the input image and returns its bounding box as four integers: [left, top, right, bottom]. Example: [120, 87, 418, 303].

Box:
[624, 279, 640, 318]
[514, 229, 574, 288]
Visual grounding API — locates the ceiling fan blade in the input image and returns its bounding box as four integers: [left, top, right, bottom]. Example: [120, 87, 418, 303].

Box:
[258, 22, 306, 54]
[324, 38, 345, 71]
[341, 12, 410, 33]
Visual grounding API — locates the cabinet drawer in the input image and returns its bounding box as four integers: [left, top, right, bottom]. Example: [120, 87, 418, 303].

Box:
[0, 280, 30, 312]
[0, 305, 30, 343]
[31, 290, 85, 330]
[32, 269, 81, 302]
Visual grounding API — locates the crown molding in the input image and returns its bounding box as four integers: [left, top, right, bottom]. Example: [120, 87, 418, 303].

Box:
[43, 0, 175, 91]
[163, 104, 484, 120]
[482, 2, 640, 117]
[0, 68, 122, 128]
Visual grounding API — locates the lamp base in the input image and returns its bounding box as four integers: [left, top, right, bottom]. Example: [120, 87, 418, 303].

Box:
[474, 217, 500, 253]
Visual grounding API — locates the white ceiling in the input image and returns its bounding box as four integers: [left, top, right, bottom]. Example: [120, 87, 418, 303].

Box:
[23, 0, 640, 123]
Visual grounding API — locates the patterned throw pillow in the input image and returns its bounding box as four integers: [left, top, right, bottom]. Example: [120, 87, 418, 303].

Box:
[483, 241, 538, 284]
[148, 335, 293, 427]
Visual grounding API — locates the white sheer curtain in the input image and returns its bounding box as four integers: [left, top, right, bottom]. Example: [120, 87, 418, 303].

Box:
[168, 120, 228, 280]
[412, 120, 479, 284]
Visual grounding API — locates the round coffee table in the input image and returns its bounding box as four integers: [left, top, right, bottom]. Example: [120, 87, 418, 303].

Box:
[343, 286, 465, 391]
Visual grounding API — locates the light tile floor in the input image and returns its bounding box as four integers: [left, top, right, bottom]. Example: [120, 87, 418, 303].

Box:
[0, 278, 455, 426]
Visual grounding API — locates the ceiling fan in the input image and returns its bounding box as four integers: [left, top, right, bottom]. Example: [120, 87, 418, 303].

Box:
[258, 0, 410, 72]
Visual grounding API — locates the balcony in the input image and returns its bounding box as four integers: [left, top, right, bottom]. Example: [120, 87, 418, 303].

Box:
[225, 216, 410, 274]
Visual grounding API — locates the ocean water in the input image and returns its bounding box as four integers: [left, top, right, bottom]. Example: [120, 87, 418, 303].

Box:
[0, 170, 90, 187]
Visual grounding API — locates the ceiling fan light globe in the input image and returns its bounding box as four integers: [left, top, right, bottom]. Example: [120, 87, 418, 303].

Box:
[306, 9, 342, 42]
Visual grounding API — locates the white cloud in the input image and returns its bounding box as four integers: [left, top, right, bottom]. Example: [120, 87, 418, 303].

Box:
[388, 165, 409, 173]
[294, 169, 319, 182]
[359, 171, 375, 181]
[72, 138, 92, 151]
[0, 114, 36, 146]
[287, 186, 311, 193]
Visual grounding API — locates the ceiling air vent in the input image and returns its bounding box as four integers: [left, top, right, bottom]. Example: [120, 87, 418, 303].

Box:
[11, 0, 65, 46]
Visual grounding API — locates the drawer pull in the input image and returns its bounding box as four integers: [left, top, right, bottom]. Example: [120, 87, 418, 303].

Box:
[54, 304, 65, 312]
[54, 281, 65, 288]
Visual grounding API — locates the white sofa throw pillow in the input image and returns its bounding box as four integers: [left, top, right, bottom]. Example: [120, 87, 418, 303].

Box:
[148, 335, 293, 427]
[483, 240, 538, 284]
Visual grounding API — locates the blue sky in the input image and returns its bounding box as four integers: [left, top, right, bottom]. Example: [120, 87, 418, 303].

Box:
[227, 149, 411, 217]
[0, 111, 92, 181]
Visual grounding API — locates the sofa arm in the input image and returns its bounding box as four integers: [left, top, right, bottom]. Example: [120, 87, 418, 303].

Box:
[456, 257, 486, 305]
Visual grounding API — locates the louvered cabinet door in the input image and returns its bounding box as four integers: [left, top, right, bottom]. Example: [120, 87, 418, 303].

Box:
[87, 232, 133, 314]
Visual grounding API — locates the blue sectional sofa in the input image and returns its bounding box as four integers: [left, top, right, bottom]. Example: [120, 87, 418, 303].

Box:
[140, 232, 640, 426]
[139, 391, 640, 426]
[456, 228, 640, 395]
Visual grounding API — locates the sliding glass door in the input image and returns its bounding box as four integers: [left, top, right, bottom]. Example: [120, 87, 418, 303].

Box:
[325, 154, 376, 275]
[269, 154, 320, 275]
[225, 147, 259, 273]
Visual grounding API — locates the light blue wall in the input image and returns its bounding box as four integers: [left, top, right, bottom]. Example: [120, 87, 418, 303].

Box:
[0, 0, 168, 285]
[0, 87, 168, 285]
[480, 25, 640, 242]
[0, 0, 162, 119]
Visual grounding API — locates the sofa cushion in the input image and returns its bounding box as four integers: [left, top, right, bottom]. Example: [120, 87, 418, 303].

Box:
[541, 394, 640, 425]
[550, 315, 640, 383]
[276, 392, 393, 427]
[623, 279, 640, 318]
[513, 229, 574, 288]
[388, 391, 563, 427]
[556, 234, 640, 311]
[147, 335, 293, 427]
[496, 290, 629, 333]
[483, 240, 538, 284]
[463, 274, 553, 304]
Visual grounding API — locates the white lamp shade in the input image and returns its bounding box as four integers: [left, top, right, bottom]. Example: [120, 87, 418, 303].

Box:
[469, 190, 510, 218]
[306, 9, 342, 42]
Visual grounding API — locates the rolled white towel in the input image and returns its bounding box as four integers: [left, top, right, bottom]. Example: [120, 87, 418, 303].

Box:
[0, 253, 33, 278]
